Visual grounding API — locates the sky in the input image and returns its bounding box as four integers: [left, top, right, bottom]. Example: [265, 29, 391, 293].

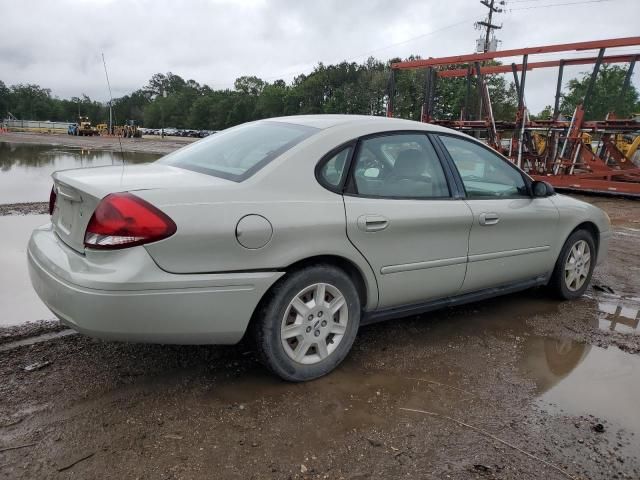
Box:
[1, 0, 639, 114]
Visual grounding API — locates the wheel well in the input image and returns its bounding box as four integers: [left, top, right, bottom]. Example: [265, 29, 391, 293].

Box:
[571, 221, 600, 252]
[243, 255, 369, 343]
[283, 255, 368, 308]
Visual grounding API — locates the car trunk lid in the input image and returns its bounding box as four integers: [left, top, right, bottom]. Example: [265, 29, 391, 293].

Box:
[51, 164, 232, 253]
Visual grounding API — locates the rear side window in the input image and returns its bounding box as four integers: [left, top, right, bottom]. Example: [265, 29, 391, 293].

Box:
[158, 121, 318, 181]
[319, 147, 352, 188]
[351, 134, 450, 199]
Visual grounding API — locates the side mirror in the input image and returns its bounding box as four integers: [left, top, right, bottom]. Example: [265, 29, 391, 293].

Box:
[532, 180, 555, 197]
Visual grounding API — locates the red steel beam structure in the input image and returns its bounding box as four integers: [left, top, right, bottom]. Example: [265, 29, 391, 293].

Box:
[390, 36, 640, 70]
[388, 37, 640, 196]
[437, 54, 639, 78]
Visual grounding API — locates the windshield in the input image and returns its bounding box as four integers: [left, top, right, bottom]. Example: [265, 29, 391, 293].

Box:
[157, 121, 318, 181]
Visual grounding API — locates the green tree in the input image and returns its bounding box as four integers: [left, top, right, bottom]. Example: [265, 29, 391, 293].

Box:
[0, 80, 10, 118]
[532, 105, 553, 120]
[234, 76, 266, 96]
[560, 65, 639, 120]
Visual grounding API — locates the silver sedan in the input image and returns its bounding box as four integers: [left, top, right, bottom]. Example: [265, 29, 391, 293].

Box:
[28, 115, 611, 381]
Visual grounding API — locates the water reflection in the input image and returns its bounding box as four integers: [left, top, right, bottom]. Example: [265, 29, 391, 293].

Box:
[534, 342, 640, 445]
[0, 142, 160, 203]
[518, 322, 640, 450]
[520, 336, 592, 395]
[597, 293, 640, 334]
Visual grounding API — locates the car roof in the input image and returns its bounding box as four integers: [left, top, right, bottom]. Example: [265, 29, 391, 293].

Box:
[267, 114, 454, 133]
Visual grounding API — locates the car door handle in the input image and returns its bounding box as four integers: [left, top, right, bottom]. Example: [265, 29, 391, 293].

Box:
[357, 215, 389, 232]
[479, 212, 500, 226]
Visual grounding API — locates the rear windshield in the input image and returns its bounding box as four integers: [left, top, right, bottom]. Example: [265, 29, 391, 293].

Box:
[157, 121, 318, 181]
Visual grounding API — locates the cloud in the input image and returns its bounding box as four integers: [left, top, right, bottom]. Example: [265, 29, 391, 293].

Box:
[1, 0, 638, 113]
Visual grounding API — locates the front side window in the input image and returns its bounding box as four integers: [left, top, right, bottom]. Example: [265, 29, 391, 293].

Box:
[351, 134, 450, 199]
[439, 135, 528, 198]
[158, 121, 318, 181]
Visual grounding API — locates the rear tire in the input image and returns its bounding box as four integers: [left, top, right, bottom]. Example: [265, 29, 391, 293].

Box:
[549, 229, 596, 300]
[252, 264, 361, 382]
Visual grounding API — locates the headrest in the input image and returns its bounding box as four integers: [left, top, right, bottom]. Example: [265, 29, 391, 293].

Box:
[393, 149, 426, 177]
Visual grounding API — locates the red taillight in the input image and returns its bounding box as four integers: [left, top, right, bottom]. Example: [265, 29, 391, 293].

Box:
[84, 193, 177, 250]
[49, 186, 57, 215]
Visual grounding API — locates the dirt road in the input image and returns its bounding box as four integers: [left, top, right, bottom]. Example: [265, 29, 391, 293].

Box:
[0, 131, 196, 155]
[1, 196, 639, 479]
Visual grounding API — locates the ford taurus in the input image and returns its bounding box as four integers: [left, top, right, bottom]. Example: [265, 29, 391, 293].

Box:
[28, 115, 611, 381]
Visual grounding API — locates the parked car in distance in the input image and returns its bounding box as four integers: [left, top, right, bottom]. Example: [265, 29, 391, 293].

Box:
[28, 115, 610, 381]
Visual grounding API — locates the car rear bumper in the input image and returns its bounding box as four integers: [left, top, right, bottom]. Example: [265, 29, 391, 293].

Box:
[27, 224, 283, 344]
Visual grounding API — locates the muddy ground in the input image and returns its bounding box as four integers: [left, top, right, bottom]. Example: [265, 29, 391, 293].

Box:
[0, 131, 195, 156]
[1, 196, 639, 479]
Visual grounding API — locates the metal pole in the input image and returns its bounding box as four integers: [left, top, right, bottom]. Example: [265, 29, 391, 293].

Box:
[475, 61, 483, 120]
[161, 89, 166, 138]
[583, 48, 606, 110]
[511, 63, 520, 100]
[518, 54, 528, 110]
[517, 54, 529, 168]
[464, 65, 472, 120]
[553, 60, 565, 120]
[558, 106, 577, 169]
[617, 56, 637, 114]
[484, 0, 495, 54]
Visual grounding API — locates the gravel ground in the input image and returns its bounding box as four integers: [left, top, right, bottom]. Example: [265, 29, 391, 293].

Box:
[1, 196, 639, 479]
[0, 203, 49, 216]
[0, 131, 195, 156]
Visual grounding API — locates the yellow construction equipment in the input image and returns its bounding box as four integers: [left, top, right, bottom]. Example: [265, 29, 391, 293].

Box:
[75, 116, 98, 136]
[122, 120, 141, 138]
[615, 134, 640, 165]
[96, 123, 109, 136]
[531, 132, 592, 156]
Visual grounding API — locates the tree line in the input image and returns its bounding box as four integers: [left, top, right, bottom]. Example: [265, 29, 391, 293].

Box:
[1, 56, 637, 130]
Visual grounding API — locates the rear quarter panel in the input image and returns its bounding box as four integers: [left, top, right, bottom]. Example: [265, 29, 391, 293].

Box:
[139, 123, 407, 311]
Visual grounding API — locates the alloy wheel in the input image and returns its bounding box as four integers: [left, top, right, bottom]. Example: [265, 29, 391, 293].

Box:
[280, 283, 349, 365]
[564, 239, 591, 292]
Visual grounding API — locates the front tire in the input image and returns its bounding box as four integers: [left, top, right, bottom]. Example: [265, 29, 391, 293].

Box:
[549, 230, 596, 300]
[252, 265, 361, 382]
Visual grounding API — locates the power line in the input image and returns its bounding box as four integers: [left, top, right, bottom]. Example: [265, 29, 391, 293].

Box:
[208, 16, 482, 88]
[507, 0, 614, 11]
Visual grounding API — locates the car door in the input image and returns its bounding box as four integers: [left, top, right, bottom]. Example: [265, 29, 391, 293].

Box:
[341, 132, 473, 309]
[436, 134, 560, 293]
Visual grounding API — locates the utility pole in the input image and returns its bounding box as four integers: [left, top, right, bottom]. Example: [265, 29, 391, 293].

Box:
[474, 0, 503, 126]
[477, 0, 503, 54]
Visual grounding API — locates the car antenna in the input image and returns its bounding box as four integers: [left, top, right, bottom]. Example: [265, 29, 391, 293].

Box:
[101, 53, 126, 172]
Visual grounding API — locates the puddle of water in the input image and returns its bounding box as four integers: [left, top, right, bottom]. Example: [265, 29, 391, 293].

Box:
[520, 337, 640, 437]
[0, 215, 53, 326]
[207, 360, 465, 441]
[0, 142, 160, 203]
[594, 292, 640, 335]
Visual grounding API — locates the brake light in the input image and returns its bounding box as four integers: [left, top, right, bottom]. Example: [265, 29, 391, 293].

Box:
[84, 193, 177, 249]
[49, 186, 57, 215]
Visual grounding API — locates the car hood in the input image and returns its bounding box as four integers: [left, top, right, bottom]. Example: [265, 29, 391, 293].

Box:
[52, 163, 231, 199]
